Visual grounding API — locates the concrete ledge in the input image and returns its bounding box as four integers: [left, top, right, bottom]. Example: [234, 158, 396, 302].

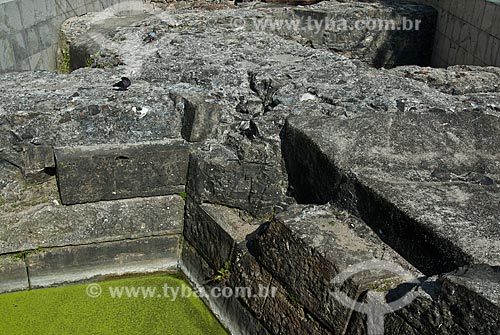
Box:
[26, 235, 179, 288]
[0, 255, 29, 293]
[55, 141, 190, 204]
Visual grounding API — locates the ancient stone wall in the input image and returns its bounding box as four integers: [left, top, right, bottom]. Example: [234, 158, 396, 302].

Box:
[0, 0, 125, 72]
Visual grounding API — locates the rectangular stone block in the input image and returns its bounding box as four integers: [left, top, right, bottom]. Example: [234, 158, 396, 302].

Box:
[1, 195, 184, 254]
[440, 264, 500, 334]
[253, 205, 419, 334]
[261, 279, 330, 335]
[0, 255, 29, 293]
[183, 202, 256, 270]
[228, 242, 272, 318]
[170, 92, 220, 142]
[26, 236, 180, 288]
[55, 140, 190, 204]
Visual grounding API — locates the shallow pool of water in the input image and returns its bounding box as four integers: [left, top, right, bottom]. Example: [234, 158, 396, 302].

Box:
[0, 274, 227, 335]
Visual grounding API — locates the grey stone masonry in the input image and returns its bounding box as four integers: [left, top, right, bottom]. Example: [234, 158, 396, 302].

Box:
[55, 140, 191, 205]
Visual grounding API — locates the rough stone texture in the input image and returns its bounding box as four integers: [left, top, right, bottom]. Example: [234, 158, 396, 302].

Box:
[259, 277, 331, 335]
[1, 195, 184, 254]
[227, 242, 272, 320]
[348, 264, 500, 334]
[186, 144, 291, 218]
[21, 144, 55, 182]
[275, 0, 437, 68]
[171, 90, 222, 142]
[55, 140, 190, 204]
[389, 65, 500, 95]
[184, 201, 257, 269]
[0, 255, 29, 293]
[439, 264, 500, 334]
[0, 3, 499, 334]
[253, 204, 420, 334]
[26, 235, 179, 287]
[283, 108, 500, 274]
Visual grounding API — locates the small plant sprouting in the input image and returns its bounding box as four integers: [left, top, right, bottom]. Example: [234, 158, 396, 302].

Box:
[179, 191, 187, 201]
[213, 261, 231, 283]
[11, 247, 44, 262]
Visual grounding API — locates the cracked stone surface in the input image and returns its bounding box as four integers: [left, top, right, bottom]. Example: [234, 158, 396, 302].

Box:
[0, 2, 499, 333]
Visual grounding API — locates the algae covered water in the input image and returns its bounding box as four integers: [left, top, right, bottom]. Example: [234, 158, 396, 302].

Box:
[0, 274, 227, 335]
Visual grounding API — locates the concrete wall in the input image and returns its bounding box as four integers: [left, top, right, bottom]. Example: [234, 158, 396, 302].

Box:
[0, 0, 124, 73]
[416, 0, 500, 67]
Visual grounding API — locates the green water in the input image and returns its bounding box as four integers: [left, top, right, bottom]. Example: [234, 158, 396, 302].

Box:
[0, 274, 227, 335]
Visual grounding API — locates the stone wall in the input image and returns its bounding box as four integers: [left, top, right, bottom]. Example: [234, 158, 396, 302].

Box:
[0, 0, 124, 72]
[416, 0, 500, 67]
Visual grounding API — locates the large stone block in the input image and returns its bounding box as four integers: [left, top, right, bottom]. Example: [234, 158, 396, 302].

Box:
[440, 264, 500, 334]
[0, 255, 29, 293]
[1, 195, 184, 253]
[55, 140, 190, 204]
[26, 236, 180, 288]
[22, 144, 55, 182]
[348, 264, 500, 334]
[186, 143, 290, 218]
[254, 205, 419, 334]
[284, 110, 500, 274]
[183, 202, 256, 270]
[228, 242, 273, 318]
[260, 279, 331, 335]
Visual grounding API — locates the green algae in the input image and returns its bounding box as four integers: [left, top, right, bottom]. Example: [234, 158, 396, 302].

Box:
[0, 274, 227, 335]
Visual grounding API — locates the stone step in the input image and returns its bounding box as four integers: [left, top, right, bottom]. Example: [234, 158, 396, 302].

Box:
[283, 110, 500, 275]
[253, 204, 421, 334]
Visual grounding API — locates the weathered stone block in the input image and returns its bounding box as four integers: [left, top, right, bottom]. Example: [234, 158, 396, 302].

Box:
[180, 240, 269, 335]
[0, 255, 29, 293]
[440, 264, 500, 334]
[186, 144, 290, 218]
[228, 242, 273, 318]
[1, 195, 184, 253]
[254, 205, 418, 334]
[260, 279, 331, 335]
[170, 91, 220, 142]
[284, 110, 500, 274]
[22, 144, 54, 182]
[55, 140, 190, 204]
[348, 265, 500, 334]
[183, 202, 256, 270]
[26, 236, 179, 288]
